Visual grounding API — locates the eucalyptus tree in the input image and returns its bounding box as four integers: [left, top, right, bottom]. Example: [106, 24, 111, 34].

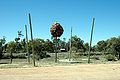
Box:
[15, 30, 23, 53]
[0, 36, 6, 59]
[7, 41, 16, 63]
[44, 39, 54, 53]
[71, 35, 84, 51]
[83, 42, 89, 52]
[97, 40, 107, 52]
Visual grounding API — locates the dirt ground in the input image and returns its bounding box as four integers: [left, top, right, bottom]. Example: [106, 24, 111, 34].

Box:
[0, 64, 120, 80]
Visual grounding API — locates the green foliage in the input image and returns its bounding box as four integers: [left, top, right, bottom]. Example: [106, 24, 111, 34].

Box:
[3, 33, 120, 62]
[71, 47, 77, 52]
[35, 51, 51, 60]
[0, 47, 3, 59]
[106, 54, 116, 61]
[0, 36, 6, 59]
[2, 53, 26, 59]
[93, 36, 120, 56]
[44, 39, 54, 53]
[69, 35, 85, 52]
[71, 35, 84, 49]
[91, 56, 100, 60]
[27, 39, 53, 60]
[27, 39, 44, 54]
[97, 40, 107, 52]
[83, 43, 89, 51]
[21, 39, 26, 52]
[70, 47, 78, 58]
[0, 36, 6, 45]
[6, 41, 16, 53]
[106, 37, 120, 58]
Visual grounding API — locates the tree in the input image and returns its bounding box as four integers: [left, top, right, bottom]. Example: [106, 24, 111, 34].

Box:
[58, 38, 67, 50]
[21, 38, 26, 52]
[0, 36, 6, 59]
[14, 30, 24, 53]
[44, 39, 54, 53]
[6, 41, 16, 53]
[6, 41, 16, 63]
[106, 37, 119, 54]
[32, 38, 45, 54]
[62, 38, 66, 48]
[27, 38, 49, 60]
[83, 43, 89, 52]
[113, 43, 120, 60]
[96, 40, 107, 52]
[71, 35, 85, 52]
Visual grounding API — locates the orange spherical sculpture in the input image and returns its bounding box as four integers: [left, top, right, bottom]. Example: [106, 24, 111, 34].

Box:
[50, 22, 64, 37]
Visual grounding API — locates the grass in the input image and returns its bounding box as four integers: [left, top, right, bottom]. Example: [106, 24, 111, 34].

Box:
[0, 52, 120, 68]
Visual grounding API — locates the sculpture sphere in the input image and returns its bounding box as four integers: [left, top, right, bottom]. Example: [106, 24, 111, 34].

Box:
[50, 22, 64, 37]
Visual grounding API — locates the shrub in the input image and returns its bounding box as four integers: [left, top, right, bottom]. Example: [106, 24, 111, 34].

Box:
[91, 56, 100, 60]
[2, 53, 27, 59]
[70, 47, 77, 52]
[106, 54, 116, 61]
[35, 51, 51, 60]
[0, 47, 3, 59]
[70, 47, 80, 59]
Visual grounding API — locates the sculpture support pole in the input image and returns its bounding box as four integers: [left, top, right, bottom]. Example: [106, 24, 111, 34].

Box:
[69, 27, 72, 61]
[88, 18, 95, 63]
[55, 37, 57, 63]
[29, 13, 35, 66]
[10, 50, 13, 64]
[50, 22, 64, 63]
[25, 25, 30, 63]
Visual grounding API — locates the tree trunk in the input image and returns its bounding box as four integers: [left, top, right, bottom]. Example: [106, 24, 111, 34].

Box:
[10, 52, 13, 64]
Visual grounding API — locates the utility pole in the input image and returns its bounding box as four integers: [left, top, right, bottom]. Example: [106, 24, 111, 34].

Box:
[88, 18, 95, 63]
[69, 27, 72, 61]
[25, 25, 30, 63]
[29, 13, 35, 66]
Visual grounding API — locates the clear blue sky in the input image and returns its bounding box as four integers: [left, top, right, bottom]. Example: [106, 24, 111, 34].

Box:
[0, 0, 120, 45]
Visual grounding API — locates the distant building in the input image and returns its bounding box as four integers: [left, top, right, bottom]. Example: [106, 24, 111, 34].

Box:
[60, 48, 66, 52]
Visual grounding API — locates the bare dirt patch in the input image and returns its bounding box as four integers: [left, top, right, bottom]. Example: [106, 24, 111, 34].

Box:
[0, 64, 120, 80]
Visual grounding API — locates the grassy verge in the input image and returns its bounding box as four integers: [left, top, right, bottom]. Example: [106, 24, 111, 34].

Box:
[0, 52, 120, 68]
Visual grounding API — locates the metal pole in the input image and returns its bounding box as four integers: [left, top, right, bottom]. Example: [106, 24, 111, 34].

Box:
[69, 27, 72, 61]
[29, 13, 35, 66]
[88, 18, 95, 63]
[25, 25, 30, 63]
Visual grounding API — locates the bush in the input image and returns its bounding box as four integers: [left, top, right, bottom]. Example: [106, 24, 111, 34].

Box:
[106, 54, 116, 61]
[70, 47, 81, 59]
[0, 47, 3, 59]
[91, 56, 100, 60]
[14, 53, 26, 59]
[70, 47, 77, 52]
[35, 51, 51, 60]
[2, 53, 27, 59]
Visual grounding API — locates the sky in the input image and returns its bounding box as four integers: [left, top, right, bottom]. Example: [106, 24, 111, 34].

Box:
[0, 0, 120, 45]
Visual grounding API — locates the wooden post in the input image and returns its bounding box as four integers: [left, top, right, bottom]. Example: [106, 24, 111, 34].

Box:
[29, 13, 35, 66]
[55, 37, 57, 63]
[10, 51, 13, 64]
[88, 18, 95, 63]
[69, 27, 72, 61]
[25, 25, 30, 63]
